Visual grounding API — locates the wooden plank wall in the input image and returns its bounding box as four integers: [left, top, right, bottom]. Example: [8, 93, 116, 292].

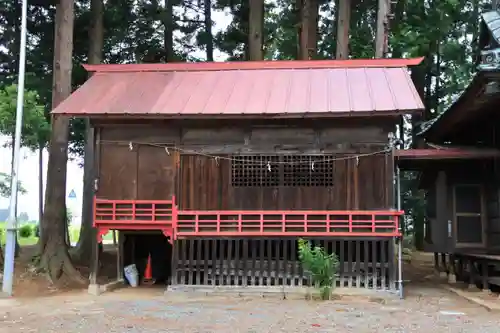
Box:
[97, 123, 393, 210]
[178, 154, 390, 211]
[98, 143, 179, 200]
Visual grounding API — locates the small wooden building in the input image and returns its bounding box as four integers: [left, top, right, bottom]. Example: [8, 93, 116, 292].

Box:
[52, 58, 424, 294]
[396, 10, 500, 288]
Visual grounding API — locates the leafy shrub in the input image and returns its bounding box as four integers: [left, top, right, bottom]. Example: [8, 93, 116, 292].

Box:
[298, 239, 339, 300]
[18, 224, 33, 238]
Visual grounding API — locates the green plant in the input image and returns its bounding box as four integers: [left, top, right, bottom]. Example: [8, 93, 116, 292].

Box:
[18, 224, 33, 238]
[298, 239, 339, 300]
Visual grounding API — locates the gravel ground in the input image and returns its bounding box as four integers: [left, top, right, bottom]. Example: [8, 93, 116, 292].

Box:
[1, 284, 499, 333]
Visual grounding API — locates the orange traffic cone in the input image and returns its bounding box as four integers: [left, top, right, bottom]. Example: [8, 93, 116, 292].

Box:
[143, 254, 154, 285]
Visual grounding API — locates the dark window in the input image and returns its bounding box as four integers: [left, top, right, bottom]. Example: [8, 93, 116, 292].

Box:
[231, 155, 335, 187]
[456, 216, 483, 244]
[231, 155, 279, 187]
[455, 185, 481, 213]
[454, 185, 483, 244]
[283, 155, 334, 186]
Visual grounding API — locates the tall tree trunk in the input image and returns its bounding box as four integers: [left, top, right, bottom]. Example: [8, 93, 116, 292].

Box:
[71, 0, 103, 264]
[375, 0, 390, 58]
[298, 0, 319, 60]
[336, 0, 351, 59]
[163, 0, 174, 62]
[390, 0, 405, 58]
[204, 0, 214, 61]
[472, 0, 480, 65]
[38, 0, 85, 284]
[248, 0, 264, 61]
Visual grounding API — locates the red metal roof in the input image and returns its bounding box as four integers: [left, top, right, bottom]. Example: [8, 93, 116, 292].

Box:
[83, 57, 424, 72]
[52, 58, 424, 118]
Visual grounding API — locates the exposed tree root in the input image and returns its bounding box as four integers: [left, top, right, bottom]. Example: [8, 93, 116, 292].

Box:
[38, 242, 87, 285]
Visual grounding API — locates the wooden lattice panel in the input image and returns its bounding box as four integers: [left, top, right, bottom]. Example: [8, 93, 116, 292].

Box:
[231, 154, 335, 187]
[282, 155, 334, 186]
[231, 155, 280, 187]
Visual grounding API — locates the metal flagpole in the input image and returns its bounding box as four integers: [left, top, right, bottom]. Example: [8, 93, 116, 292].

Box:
[2, 0, 29, 296]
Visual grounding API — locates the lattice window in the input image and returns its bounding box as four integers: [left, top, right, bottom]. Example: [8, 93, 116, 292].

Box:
[231, 155, 280, 187]
[283, 155, 334, 186]
[231, 155, 334, 187]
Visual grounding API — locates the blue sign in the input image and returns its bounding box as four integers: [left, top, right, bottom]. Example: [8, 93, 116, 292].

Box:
[68, 189, 77, 199]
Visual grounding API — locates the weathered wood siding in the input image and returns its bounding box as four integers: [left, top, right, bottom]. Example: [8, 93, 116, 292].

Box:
[178, 154, 390, 210]
[96, 121, 394, 211]
[423, 160, 500, 254]
[423, 170, 454, 253]
[98, 141, 178, 200]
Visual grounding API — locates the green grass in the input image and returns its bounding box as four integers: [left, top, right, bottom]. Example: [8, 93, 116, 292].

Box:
[0, 222, 114, 247]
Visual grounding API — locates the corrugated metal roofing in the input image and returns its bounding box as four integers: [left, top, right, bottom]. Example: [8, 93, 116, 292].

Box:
[52, 58, 424, 118]
[83, 57, 424, 72]
[482, 10, 500, 45]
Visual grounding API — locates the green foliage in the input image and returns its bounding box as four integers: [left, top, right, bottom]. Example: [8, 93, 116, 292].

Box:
[18, 224, 33, 238]
[0, 172, 27, 198]
[0, 84, 50, 149]
[298, 239, 339, 300]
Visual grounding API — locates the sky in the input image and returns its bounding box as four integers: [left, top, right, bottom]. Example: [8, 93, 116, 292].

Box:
[0, 7, 233, 223]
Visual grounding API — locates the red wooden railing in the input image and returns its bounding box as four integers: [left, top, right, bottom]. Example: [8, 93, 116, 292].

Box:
[93, 197, 402, 241]
[93, 197, 176, 242]
[176, 210, 401, 237]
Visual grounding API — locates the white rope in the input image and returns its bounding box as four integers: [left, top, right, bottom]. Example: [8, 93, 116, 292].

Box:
[99, 139, 391, 165]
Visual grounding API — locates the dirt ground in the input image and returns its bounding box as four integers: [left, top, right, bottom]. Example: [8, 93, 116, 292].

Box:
[1, 249, 500, 332]
[0, 245, 117, 298]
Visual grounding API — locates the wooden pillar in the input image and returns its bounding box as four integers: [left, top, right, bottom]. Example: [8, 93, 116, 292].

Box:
[468, 259, 478, 289]
[433, 252, 440, 276]
[375, 0, 390, 58]
[336, 0, 351, 59]
[440, 253, 448, 278]
[117, 231, 124, 280]
[447, 254, 456, 283]
[90, 235, 99, 285]
[456, 256, 464, 281]
[88, 231, 101, 295]
[170, 240, 178, 288]
[481, 260, 489, 293]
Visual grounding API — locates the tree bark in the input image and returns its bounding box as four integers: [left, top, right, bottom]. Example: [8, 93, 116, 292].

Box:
[163, 0, 174, 62]
[71, 0, 103, 264]
[298, 0, 319, 60]
[204, 0, 214, 61]
[336, 0, 351, 59]
[38, 0, 85, 284]
[248, 0, 264, 61]
[375, 0, 390, 58]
